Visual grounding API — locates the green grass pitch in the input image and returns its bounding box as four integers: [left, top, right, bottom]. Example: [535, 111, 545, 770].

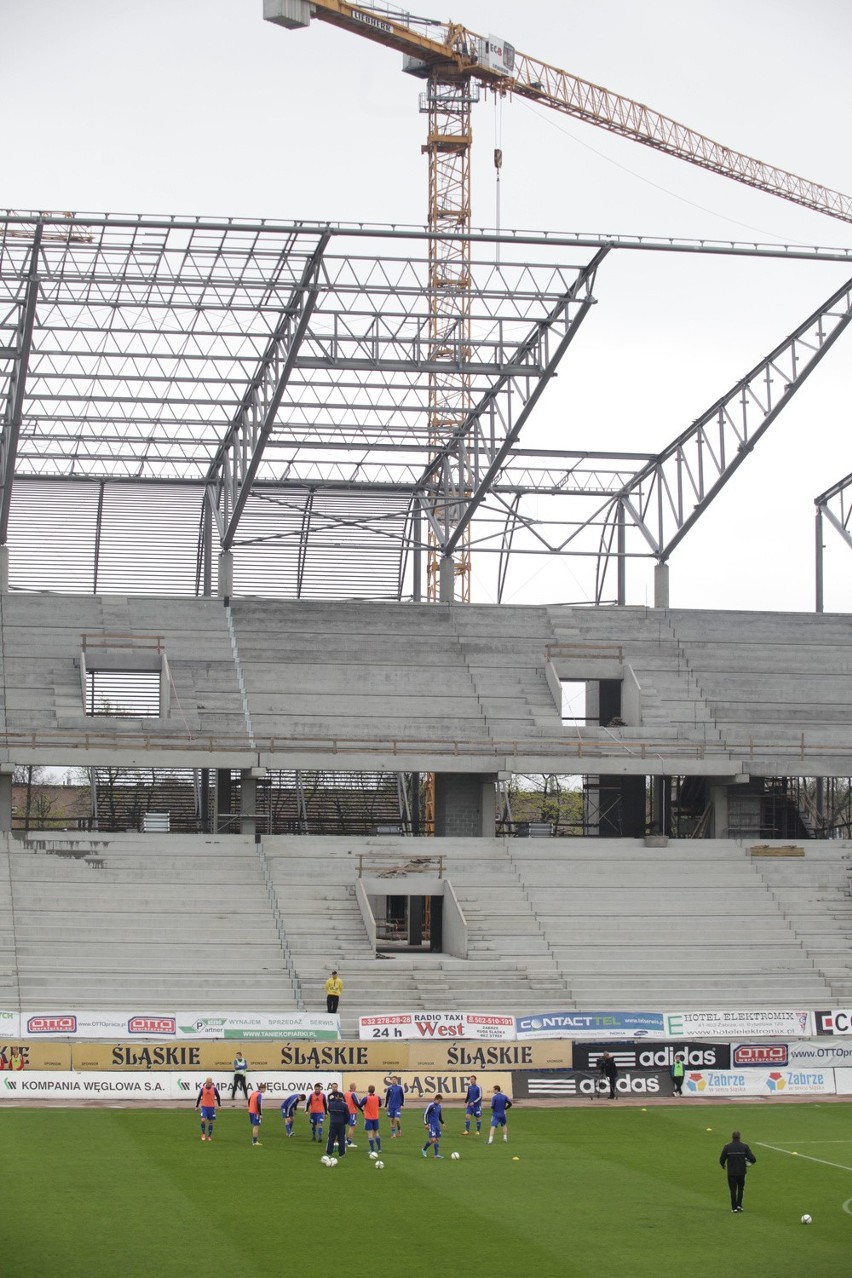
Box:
[2, 1102, 851, 1277]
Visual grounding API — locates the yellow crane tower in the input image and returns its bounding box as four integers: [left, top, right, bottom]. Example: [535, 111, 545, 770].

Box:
[265, 0, 852, 607]
[265, 2, 852, 835]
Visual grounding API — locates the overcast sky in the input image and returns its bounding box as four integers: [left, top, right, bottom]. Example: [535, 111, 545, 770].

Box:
[3, 0, 852, 612]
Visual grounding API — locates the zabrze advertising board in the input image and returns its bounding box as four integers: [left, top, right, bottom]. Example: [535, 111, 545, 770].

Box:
[682, 1068, 834, 1097]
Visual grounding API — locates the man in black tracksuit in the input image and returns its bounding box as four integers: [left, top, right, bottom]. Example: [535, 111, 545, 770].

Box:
[719, 1130, 757, 1211]
[326, 1085, 350, 1158]
[598, 1051, 618, 1099]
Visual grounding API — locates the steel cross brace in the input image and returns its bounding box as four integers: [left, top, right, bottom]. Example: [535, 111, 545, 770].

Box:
[417, 246, 609, 556]
[815, 470, 852, 612]
[608, 272, 852, 566]
[204, 230, 331, 550]
[0, 225, 42, 543]
[815, 470, 852, 550]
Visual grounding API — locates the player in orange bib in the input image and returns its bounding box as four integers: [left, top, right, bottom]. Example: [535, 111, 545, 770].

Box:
[344, 1084, 360, 1148]
[307, 1083, 328, 1143]
[195, 1077, 221, 1142]
[248, 1083, 267, 1146]
[359, 1084, 383, 1155]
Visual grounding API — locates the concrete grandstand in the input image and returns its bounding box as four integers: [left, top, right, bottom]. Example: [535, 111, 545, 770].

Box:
[0, 211, 850, 1027]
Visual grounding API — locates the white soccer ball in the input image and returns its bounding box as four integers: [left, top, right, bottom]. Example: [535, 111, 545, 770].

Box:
[451, 1152, 460, 1160]
[329, 1157, 338, 1167]
[369, 1151, 378, 1160]
[375, 1160, 384, 1169]
[321, 1156, 331, 1166]
[801, 1214, 812, 1225]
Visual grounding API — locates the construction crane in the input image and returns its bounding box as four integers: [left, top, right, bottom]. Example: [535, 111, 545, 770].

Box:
[265, 2, 852, 836]
[265, 1, 852, 607]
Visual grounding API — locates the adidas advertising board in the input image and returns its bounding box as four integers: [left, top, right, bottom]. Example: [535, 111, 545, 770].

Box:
[571, 1041, 730, 1071]
[512, 1070, 673, 1100]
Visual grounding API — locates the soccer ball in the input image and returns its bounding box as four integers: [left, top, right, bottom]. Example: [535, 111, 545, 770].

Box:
[329, 1158, 338, 1167]
[801, 1214, 812, 1225]
[369, 1151, 378, 1160]
[375, 1160, 384, 1170]
[451, 1152, 460, 1160]
[321, 1156, 331, 1166]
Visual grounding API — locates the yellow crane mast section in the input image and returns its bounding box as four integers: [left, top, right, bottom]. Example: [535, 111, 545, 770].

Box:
[267, 0, 852, 226]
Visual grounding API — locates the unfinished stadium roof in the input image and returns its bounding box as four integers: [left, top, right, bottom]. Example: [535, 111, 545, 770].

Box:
[3, 211, 852, 602]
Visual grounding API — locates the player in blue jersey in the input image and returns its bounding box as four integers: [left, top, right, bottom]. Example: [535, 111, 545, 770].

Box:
[385, 1075, 405, 1138]
[422, 1094, 444, 1159]
[280, 1092, 306, 1137]
[195, 1077, 221, 1142]
[487, 1085, 512, 1144]
[463, 1074, 483, 1136]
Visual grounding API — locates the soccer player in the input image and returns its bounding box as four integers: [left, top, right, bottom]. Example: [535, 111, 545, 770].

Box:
[487, 1085, 512, 1144]
[359, 1084, 383, 1155]
[280, 1092, 306, 1137]
[195, 1076, 221, 1142]
[463, 1075, 483, 1136]
[385, 1075, 405, 1138]
[307, 1082, 328, 1143]
[248, 1082, 267, 1146]
[343, 1082, 360, 1147]
[719, 1130, 757, 1212]
[422, 1093, 444, 1159]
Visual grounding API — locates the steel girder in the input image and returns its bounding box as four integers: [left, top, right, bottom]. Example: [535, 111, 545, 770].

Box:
[421, 247, 610, 561]
[2, 212, 852, 603]
[592, 273, 852, 602]
[0, 226, 41, 542]
[815, 471, 852, 612]
[204, 231, 331, 549]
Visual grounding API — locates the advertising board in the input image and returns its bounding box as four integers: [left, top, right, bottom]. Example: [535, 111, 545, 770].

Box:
[664, 1010, 814, 1038]
[515, 1012, 664, 1040]
[682, 1068, 834, 1097]
[358, 1012, 515, 1041]
[571, 1041, 730, 1071]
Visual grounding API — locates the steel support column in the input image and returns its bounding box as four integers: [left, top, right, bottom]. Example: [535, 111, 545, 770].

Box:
[0, 225, 42, 544]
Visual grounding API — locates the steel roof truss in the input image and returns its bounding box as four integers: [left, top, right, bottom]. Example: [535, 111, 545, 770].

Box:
[614, 273, 852, 564]
[206, 232, 331, 549]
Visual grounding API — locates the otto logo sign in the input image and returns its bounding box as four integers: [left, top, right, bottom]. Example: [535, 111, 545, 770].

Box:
[733, 1045, 788, 1067]
[127, 1018, 176, 1035]
[27, 1016, 76, 1034]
